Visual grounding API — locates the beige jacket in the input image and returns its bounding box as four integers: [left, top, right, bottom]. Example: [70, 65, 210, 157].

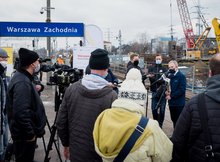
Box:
[93, 98, 173, 162]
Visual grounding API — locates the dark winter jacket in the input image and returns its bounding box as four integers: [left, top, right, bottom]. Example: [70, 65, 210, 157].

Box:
[0, 65, 7, 134]
[171, 74, 220, 162]
[168, 70, 186, 107]
[148, 64, 167, 92]
[7, 69, 47, 141]
[56, 78, 117, 162]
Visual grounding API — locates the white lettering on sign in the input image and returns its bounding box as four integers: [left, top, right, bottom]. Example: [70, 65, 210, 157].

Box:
[6, 27, 78, 33]
[44, 27, 78, 33]
[7, 27, 41, 32]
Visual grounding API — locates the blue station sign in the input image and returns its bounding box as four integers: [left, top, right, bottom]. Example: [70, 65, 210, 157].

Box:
[0, 22, 84, 37]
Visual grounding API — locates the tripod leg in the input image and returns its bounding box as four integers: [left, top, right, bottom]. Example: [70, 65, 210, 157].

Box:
[44, 125, 63, 162]
[42, 136, 47, 153]
[155, 86, 167, 127]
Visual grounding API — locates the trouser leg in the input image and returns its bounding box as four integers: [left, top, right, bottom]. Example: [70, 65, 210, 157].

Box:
[151, 92, 159, 120]
[158, 96, 167, 128]
[169, 106, 184, 128]
[14, 139, 36, 162]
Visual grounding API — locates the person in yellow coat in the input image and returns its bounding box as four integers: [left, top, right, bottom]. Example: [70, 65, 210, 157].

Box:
[93, 68, 173, 162]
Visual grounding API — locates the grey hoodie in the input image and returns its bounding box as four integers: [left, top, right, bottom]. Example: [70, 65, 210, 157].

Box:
[206, 74, 220, 103]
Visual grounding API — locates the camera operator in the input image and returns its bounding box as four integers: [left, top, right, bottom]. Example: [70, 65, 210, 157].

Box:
[148, 54, 167, 128]
[7, 48, 47, 162]
[56, 48, 117, 162]
[165, 60, 186, 128]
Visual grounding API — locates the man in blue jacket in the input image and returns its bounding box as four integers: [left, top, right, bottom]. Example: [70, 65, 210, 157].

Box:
[165, 60, 186, 128]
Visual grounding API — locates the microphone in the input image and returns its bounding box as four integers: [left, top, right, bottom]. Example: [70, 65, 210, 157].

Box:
[161, 74, 170, 83]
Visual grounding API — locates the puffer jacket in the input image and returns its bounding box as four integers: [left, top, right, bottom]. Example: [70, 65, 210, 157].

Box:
[0, 64, 7, 135]
[171, 74, 220, 162]
[56, 76, 117, 162]
[93, 98, 173, 162]
[7, 69, 46, 140]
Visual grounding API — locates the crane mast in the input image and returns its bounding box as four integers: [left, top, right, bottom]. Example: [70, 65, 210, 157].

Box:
[176, 0, 195, 49]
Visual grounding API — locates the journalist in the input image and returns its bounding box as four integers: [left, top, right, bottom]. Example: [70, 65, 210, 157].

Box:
[0, 48, 9, 162]
[148, 54, 167, 128]
[7, 48, 47, 162]
[56, 48, 117, 162]
[93, 68, 173, 162]
[126, 52, 146, 85]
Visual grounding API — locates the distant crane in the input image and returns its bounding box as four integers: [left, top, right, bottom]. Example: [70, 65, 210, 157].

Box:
[176, 0, 195, 49]
[176, 0, 211, 59]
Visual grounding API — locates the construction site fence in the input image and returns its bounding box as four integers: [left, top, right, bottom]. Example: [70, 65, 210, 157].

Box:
[110, 64, 209, 95]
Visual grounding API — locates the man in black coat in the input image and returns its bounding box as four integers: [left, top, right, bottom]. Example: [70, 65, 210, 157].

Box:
[171, 53, 220, 162]
[148, 54, 167, 127]
[7, 48, 47, 162]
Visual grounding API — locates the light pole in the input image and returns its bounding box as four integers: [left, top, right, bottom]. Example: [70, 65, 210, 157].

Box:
[40, 0, 55, 83]
[40, 0, 55, 58]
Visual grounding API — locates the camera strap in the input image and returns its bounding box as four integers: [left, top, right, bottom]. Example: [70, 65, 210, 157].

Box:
[113, 116, 149, 162]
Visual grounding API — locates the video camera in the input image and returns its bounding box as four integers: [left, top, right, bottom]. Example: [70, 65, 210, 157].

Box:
[41, 63, 84, 86]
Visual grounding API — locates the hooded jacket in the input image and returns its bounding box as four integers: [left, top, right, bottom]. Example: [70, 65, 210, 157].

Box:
[171, 74, 220, 162]
[56, 74, 117, 162]
[93, 98, 173, 162]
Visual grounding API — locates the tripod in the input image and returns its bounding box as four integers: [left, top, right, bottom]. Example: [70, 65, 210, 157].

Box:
[150, 75, 170, 127]
[44, 84, 66, 162]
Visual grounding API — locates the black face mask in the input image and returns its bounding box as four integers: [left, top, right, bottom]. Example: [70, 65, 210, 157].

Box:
[133, 60, 139, 66]
[169, 69, 176, 74]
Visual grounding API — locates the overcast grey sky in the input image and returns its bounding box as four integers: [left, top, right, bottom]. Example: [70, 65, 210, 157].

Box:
[0, 0, 219, 48]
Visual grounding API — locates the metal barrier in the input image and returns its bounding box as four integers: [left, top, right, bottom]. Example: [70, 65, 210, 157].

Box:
[110, 63, 210, 99]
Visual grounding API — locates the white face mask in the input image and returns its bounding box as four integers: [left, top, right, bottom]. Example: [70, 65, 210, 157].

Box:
[0, 61, 7, 68]
[156, 60, 162, 64]
[103, 72, 108, 78]
[34, 63, 41, 73]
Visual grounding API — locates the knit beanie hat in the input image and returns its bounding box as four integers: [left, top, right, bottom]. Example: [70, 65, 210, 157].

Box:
[18, 48, 39, 67]
[89, 48, 109, 70]
[118, 68, 147, 108]
[0, 48, 9, 58]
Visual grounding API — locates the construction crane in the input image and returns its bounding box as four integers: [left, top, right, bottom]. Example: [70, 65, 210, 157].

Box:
[176, 0, 211, 59]
[176, 0, 195, 49]
[212, 18, 220, 53]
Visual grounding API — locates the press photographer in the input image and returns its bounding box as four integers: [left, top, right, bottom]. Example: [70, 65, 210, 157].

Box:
[148, 54, 167, 128]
